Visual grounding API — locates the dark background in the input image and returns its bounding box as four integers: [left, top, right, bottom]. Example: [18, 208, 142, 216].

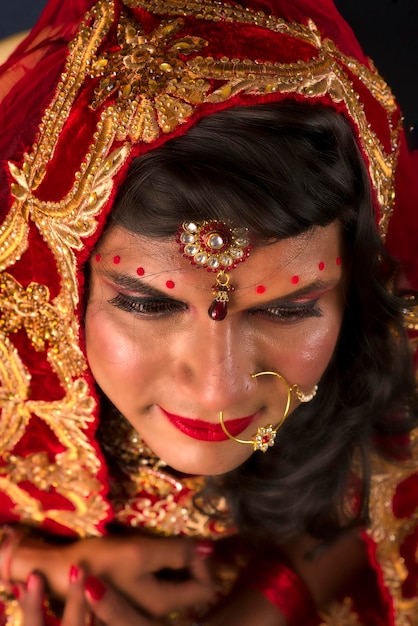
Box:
[1, 0, 416, 127]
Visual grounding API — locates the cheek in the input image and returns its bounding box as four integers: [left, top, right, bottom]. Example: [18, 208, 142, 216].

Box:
[300, 325, 339, 370]
[84, 303, 150, 389]
[272, 309, 343, 385]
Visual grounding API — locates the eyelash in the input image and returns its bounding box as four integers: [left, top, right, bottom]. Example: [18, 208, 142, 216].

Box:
[109, 294, 187, 317]
[110, 293, 322, 321]
[251, 300, 322, 322]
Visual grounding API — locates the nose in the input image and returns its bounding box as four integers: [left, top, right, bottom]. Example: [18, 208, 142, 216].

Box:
[172, 318, 256, 415]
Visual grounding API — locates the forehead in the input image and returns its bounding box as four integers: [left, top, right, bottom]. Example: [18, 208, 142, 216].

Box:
[94, 221, 343, 287]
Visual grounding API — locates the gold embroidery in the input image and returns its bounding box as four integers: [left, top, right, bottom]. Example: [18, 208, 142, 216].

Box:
[0, 0, 115, 273]
[122, 0, 322, 48]
[368, 438, 418, 626]
[319, 597, 363, 626]
[113, 467, 234, 538]
[187, 38, 397, 240]
[89, 14, 209, 142]
[0, 127, 130, 530]
[0, 452, 105, 536]
[402, 295, 418, 332]
[27, 0, 116, 193]
[99, 409, 235, 538]
[101, 0, 397, 239]
[1, 590, 22, 626]
[0, 2, 126, 533]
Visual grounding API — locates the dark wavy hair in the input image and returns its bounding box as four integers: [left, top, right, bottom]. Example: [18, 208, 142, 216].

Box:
[108, 101, 418, 549]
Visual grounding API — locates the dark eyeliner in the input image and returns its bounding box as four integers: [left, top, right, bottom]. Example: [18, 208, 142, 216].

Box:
[109, 293, 187, 316]
[251, 299, 323, 321]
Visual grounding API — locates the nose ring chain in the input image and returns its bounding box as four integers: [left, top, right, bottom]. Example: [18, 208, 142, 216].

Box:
[219, 371, 318, 452]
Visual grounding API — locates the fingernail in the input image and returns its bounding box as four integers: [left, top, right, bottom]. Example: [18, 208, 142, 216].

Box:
[69, 564, 79, 583]
[85, 575, 106, 601]
[196, 540, 213, 559]
[11, 585, 20, 599]
[27, 573, 38, 591]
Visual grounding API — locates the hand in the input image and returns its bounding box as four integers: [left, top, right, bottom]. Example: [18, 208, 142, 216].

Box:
[16, 570, 162, 626]
[16, 571, 286, 626]
[12, 535, 215, 618]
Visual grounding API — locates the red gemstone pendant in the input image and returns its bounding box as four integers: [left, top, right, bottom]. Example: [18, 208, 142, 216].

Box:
[208, 299, 228, 321]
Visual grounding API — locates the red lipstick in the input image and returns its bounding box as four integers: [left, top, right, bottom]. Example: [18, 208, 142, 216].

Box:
[160, 408, 255, 442]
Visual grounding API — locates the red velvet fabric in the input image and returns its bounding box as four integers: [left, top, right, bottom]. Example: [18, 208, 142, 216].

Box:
[249, 561, 321, 625]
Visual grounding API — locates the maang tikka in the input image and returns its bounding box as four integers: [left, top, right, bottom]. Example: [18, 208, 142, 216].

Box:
[177, 221, 252, 320]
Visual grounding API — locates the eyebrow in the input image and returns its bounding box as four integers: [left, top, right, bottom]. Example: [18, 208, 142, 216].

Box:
[262, 279, 340, 305]
[99, 269, 339, 304]
[99, 269, 176, 298]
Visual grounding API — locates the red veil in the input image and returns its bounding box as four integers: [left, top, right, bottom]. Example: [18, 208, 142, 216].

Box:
[0, 1, 417, 624]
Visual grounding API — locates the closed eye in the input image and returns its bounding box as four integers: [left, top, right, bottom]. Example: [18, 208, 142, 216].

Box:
[109, 293, 187, 317]
[250, 300, 322, 322]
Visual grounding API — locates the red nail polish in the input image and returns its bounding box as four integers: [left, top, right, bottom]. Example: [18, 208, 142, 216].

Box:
[196, 540, 214, 559]
[85, 575, 106, 601]
[27, 573, 38, 591]
[69, 565, 79, 583]
[12, 585, 20, 599]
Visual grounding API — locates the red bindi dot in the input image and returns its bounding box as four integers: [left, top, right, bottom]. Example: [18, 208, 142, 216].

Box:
[291, 275, 300, 285]
[336, 257, 341, 266]
[95, 253, 101, 263]
[256, 285, 266, 294]
[136, 267, 145, 276]
[166, 280, 175, 289]
[319, 261, 325, 271]
[113, 255, 121, 265]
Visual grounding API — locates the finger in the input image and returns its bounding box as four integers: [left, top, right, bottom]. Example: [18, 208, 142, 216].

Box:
[135, 575, 215, 617]
[84, 576, 155, 626]
[134, 542, 215, 616]
[17, 573, 45, 626]
[62, 566, 92, 626]
[190, 541, 215, 586]
[127, 536, 199, 573]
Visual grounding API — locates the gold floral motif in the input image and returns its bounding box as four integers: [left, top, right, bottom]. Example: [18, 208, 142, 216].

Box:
[0, 452, 106, 536]
[98, 0, 397, 239]
[367, 438, 418, 626]
[98, 410, 235, 538]
[319, 597, 363, 625]
[0, 273, 84, 383]
[89, 14, 209, 142]
[0, 2, 126, 534]
[122, 0, 323, 48]
[0, 126, 129, 530]
[0, 0, 115, 274]
[187, 39, 397, 240]
[112, 466, 235, 539]
[9, 123, 130, 312]
[27, 0, 116, 193]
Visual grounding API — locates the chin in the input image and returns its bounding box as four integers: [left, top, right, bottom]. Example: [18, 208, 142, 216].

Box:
[158, 445, 251, 477]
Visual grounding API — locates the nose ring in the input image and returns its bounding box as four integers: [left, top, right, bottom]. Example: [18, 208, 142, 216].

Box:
[219, 371, 318, 453]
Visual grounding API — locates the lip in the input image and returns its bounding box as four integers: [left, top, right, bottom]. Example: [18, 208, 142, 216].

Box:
[160, 407, 256, 442]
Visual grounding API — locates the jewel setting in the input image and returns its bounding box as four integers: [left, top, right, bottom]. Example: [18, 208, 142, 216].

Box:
[252, 425, 277, 452]
[177, 221, 252, 320]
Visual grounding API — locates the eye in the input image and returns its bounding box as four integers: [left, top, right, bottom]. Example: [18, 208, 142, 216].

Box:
[251, 300, 322, 322]
[109, 293, 187, 317]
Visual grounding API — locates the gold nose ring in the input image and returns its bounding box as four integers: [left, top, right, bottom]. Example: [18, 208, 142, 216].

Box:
[219, 371, 317, 452]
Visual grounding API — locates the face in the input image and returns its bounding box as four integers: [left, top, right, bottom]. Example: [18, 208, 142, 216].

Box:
[85, 221, 345, 476]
